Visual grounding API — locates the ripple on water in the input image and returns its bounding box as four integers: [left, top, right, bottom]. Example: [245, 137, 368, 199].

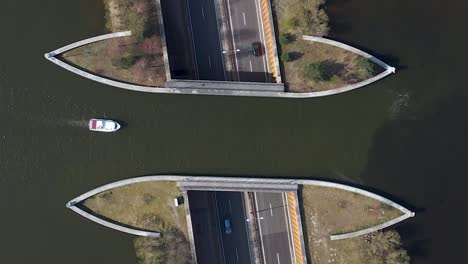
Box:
[388, 90, 411, 120]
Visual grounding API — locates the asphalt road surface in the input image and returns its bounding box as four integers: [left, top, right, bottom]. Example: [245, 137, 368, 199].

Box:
[187, 0, 226, 81]
[215, 191, 252, 264]
[227, 0, 269, 82]
[160, 0, 197, 79]
[188, 191, 252, 264]
[188, 191, 225, 264]
[255, 192, 293, 264]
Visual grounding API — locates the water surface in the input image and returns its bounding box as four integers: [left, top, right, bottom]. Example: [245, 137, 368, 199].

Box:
[1, 0, 467, 263]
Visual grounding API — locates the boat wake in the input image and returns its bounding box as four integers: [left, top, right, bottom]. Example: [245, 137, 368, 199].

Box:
[60, 120, 88, 127]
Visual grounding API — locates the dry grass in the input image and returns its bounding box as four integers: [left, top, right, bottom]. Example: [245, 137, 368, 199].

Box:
[284, 41, 380, 92]
[83, 181, 188, 237]
[273, 0, 383, 92]
[62, 36, 166, 87]
[61, 0, 166, 87]
[301, 185, 405, 264]
[83, 181, 192, 264]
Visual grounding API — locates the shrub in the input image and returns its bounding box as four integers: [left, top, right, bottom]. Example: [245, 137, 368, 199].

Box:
[112, 54, 136, 69]
[127, 12, 148, 40]
[279, 33, 295, 45]
[357, 57, 375, 78]
[365, 230, 410, 264]
[285, 16, 300, 30]
[281, 52, 293, 62]
[303, 62, 331, 81]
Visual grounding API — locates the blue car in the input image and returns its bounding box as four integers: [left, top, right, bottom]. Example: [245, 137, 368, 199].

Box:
[224, 218, 232, 235]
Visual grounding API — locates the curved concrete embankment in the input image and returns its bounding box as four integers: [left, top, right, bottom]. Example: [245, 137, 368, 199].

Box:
[67, 175, 414, 240]
[46, 32, 395, 98]
[45, 31, 132, 58]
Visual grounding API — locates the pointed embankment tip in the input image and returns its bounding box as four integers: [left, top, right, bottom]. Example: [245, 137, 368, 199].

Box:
[66, 194, 162, 238]
[44, 52, 53, 59]
[65, 175, 414, 241]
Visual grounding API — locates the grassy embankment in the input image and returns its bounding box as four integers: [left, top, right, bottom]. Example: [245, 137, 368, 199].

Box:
[300, 185, 410, 264]
[61, 0, 166, 87]
[273, 0, 383, 92]
[83, 181, 191, 264]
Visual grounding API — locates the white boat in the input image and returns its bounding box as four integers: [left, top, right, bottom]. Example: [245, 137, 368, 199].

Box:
[89, 119, 121, 132]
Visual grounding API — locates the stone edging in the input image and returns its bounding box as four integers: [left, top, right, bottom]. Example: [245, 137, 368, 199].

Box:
[45, 33, 395, 98]
[45, 31, 132, 58]
[67, 175, 414, 240]
[302, 35, 396, 72]
[67, 203, 161, 237]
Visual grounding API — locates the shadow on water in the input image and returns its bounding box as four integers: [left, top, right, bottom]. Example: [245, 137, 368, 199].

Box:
[325, 0, 353, 35]
[360, 90, 468, 262]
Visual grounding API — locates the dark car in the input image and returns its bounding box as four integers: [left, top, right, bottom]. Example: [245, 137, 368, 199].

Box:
[224, 218, 232, 235]
[251, 42, 263, 57]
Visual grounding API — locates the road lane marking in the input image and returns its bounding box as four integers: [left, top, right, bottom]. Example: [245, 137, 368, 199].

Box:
[270, 203, 273, 216]
[243, 12, 246, 25]
[241, 194, 254, 263]
[201, 7, 205, 21]
[253, 0, 269, 81]
[277, 252, 281, 264]
[226, 0, 240, 81]
[208, 56, 212, 68]
[229, 199, 232, 213]
[249, 60, 253, 72]
[214, 193, 228, 264]
[236, 248, 239, 262]
[185, 0, 199, 79]
[254, 193, 268, 264]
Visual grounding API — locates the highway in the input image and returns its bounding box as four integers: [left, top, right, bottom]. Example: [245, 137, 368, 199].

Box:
[160, 0, 198, 79]
[188, 191, 252, 264]
[188, 191, 225, 264]
[255, 192, 293, 264]
[226, 0, 269, 82]
[187, 0, 226, 81]
[215, 191, 252, 264]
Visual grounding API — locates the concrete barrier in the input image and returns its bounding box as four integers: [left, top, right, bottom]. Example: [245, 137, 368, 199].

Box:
[302, 35, 396, 72]
[154, 0, 172, 81]
[67, 175, 414, 241]
[45, 31, 132, 58]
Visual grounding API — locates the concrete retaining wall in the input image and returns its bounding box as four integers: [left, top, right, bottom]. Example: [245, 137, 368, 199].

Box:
[46, 33, 395, 98]
[154, 0, 172, 81]
[67, 175, 414, 241]
[302, 35, 395, 72]
[45, 31, 132, 58]
[68, 204, 161, 237]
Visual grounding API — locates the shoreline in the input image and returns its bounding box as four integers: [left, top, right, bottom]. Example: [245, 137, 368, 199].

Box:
[45, 0, 395, 98]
